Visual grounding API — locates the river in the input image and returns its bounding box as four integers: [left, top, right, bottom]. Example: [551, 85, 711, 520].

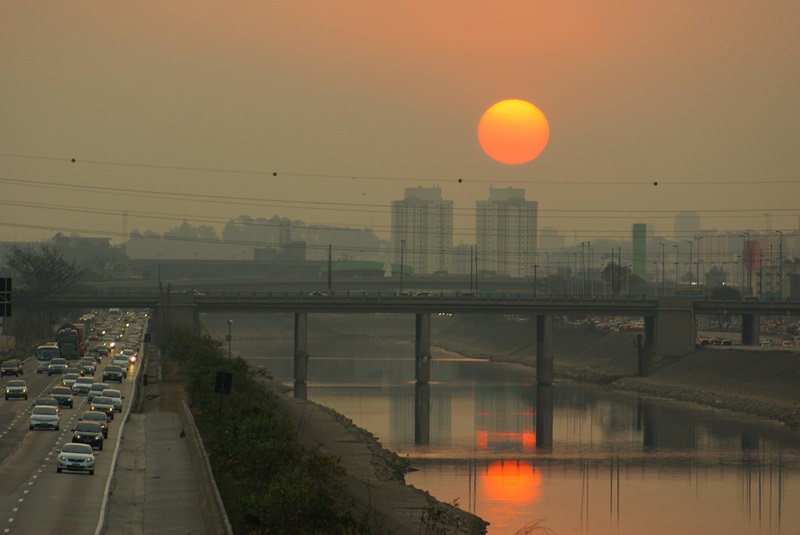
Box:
[204, 313, 800, 535]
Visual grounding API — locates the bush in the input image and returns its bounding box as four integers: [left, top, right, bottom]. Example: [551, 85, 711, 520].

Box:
[164, 331, 359, 534]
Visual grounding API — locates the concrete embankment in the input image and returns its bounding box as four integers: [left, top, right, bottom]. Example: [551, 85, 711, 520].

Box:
[429, 315, 800, 429]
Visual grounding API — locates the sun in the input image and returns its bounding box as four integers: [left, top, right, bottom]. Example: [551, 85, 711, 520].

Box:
[478, 99, 550, 165]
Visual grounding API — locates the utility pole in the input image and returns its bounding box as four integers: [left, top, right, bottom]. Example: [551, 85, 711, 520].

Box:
[673, 244, 679, 292]
[660, 242, 666, 296]
[400, 238, 406, 293]
[779, 231, 784, 298]
[327, 244, 332, 291]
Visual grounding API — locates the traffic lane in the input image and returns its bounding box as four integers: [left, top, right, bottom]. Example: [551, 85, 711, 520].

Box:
[0, 365, 138, 534]
[0, 370, 64, 455]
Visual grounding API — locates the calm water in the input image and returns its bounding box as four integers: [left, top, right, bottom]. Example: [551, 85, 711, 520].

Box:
[207, 315, 800, 535]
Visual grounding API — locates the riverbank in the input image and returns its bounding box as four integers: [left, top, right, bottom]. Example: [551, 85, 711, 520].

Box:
[430, 314, 800, 429]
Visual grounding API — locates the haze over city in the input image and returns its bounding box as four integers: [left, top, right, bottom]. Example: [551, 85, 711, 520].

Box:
[2, 1, 798, 250]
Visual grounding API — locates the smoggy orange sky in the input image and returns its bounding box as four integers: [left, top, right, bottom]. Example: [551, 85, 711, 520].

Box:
[1, 1, 798, 246]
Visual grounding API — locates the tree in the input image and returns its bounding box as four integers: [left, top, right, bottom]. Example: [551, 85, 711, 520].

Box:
[5, 245, 84, 297]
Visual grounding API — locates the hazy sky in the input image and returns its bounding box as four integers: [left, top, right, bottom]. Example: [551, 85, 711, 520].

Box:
[2, 1, 798, 247]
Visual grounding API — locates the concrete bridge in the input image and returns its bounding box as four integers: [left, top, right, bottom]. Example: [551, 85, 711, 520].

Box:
[27, 291, 800, 389]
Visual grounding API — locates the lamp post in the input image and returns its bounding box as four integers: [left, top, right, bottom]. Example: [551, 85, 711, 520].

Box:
[779, 231, 784, 295]
[399, 238, 406, 293]
[684, 240, 693, 284]
[660, 242, 666, 296]
[694, 235, 704, 286]
[226, 320, 233, 359]
[740, 232, 750, 296]
[673, 244, 679, 291]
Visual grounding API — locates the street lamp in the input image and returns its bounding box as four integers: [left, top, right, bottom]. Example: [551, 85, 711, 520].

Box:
[226, 320, 233, 359]
[399, 238, 406, 293]
[740, 232, 750, 296]
[684, 240, 693, 284]
[778, 230, 784, 295]
[660, 242, 666, 296]
[694, 235, 704, 286]
[673, 244, 679, 291]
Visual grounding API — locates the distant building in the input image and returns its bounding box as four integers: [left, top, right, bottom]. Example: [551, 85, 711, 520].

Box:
[391, 186, 453, 275]
[674, 211, 701, 240]
[476, 187, 538, 277]
[632, 223, 646, 279]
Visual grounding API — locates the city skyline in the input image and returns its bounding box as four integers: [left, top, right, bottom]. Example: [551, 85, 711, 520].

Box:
[2, 2, 798, 246]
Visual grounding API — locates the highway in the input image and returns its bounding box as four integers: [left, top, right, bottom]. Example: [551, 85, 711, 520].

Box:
[0, 328, 141, 534]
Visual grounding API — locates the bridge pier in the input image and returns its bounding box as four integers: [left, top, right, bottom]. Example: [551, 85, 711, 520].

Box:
[637, 316, 656, 376]
[415, 382, 430, 445]
[294, 312, 309, 398]
[741, 314, 760, 346]
[415, 313, 431, 384]
[654, 297, 695, 362]
[535, 315, 554, 385]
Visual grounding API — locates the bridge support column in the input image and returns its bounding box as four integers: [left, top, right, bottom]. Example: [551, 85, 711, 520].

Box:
[415, 382, 430, 445]
[637, 316, 656, 376]
[535, 315, 554, 386]
[655, 297, 695, 360]
[294, 312, 309, 398]
[535, 384, 553, 450]
[741, 314, 760, 346]
[415, 313, 431, 384]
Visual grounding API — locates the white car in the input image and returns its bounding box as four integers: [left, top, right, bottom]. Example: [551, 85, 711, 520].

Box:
[57, 443, 95, 475]
[111, 356, 130, 369]
[72, 376, 94, 395]
[102, 389, 124, 412]
[61, 373, 81, 388]
[29, 406, 60, 430]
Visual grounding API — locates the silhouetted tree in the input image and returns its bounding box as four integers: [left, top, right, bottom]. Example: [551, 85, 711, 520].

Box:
[5, 245, 83, 297]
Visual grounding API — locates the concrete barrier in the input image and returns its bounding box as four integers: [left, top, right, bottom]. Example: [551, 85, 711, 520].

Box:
[178, 401, 233, 535]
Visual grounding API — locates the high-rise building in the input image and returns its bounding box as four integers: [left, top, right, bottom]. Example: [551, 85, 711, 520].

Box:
[391, 186, 453, 274]
[476, 187, 538, 277]
[674, 211, 701, 240]
[632, 223, 646, 279]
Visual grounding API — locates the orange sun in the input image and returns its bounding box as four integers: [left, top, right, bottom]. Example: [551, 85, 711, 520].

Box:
[478, 99, 550, 165]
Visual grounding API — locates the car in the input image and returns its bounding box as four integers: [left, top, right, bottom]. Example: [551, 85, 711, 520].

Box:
[61, 372, 81, 388]
[78, 357, 97, 375]
[50, 386, 74, 408]
[48, 358, 68, 375]
[1, 359, 24, 376]
[5, 380, 28, 400]
[88, 382, 110, 402]
[119, 348, 138, 364]
[81, 410, 109, 438]
[760, 340, 772, 347]
[90, 346, 110, 359]
[64, 366, 84, 377]
[90, 396, 115, 420]
[72, 376, 94, 395]
[782, 340, 794, 348]
[102, 389, 124, 412]
[71, 421, 104, 450]
[57, 443, 95, 474]
[112, 355, 131, 369]
[29, 405, 60, 430]
[33, 397, 60, 412]
[102, 365, 124, 383]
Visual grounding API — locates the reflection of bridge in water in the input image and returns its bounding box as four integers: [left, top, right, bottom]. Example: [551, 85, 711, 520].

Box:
[34, 291, 800, 448]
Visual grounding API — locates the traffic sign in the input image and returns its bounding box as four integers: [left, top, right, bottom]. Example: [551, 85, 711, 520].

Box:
[0, 278, 10, 317]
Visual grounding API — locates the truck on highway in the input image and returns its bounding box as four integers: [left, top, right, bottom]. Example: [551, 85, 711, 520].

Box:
[56, 323, 85, 360]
